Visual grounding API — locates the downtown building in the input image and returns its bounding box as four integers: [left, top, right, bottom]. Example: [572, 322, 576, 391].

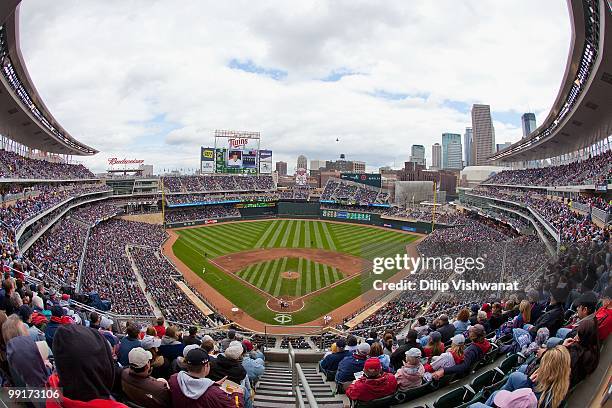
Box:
[431, 143, 442, 170]
[471, 104, 495, 166]
[464, 127, 473, 166]
[442, 133, 463, 170]
[409, 144, 426, 166]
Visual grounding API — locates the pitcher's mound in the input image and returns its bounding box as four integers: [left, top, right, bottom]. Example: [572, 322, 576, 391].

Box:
[281, 271, 300, 280]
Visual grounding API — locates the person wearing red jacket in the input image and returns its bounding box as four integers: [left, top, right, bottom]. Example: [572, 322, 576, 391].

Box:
[346, 358, 397, 402]
[595, 286, 612, 341]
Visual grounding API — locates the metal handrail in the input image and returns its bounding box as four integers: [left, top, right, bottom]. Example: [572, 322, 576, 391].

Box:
[288, 344, 318, 408]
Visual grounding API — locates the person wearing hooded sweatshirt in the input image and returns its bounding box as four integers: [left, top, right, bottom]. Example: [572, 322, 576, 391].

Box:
[395, 348, 425, 390]
[121, 347, 171, 408]
[169, 348, 244, 408]
[45, 305, 70, 348]
[336, 342, 370, 383]
[432, 324, 491, 379]
[346, 358, 397, 402]
[208, 340, 248, 384]
[219, 328, 236, 352]
[47, 324, 127, 407]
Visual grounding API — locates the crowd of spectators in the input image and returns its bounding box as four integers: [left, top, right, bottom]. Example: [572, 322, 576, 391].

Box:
[471, 186, 606, 243]
[27, 217, 88, 286]
[71, 202, 121, 225]
[0, 149, 95, 179]
[165, 205, 240, 224]
[483, 150, 612, 186]
[165, 192, 278, 206]
[321, 178, 389, 205]
[163, 174, 275, 193]
[0, 183, 111, 232]
[130, 247, 212, 327]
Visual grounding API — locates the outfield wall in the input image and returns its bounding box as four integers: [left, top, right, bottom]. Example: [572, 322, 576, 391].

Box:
[166, 200, 438, 233]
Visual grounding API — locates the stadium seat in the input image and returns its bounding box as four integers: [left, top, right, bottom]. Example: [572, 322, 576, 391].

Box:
[350, 393, 398, 408]
[393, 382, 436, 404]
[432, 386, 475, 408]
[475, 343, 499, 370]
[498, 353, 521, 374]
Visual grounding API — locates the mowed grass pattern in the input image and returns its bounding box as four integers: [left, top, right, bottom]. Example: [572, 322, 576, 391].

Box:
[173, 219, 417, 324]
[237, 257, 342, 297]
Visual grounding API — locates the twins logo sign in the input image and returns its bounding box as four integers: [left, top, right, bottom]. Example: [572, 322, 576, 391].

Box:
[228, 138, 249, 149]
[274, 314, 292, 324]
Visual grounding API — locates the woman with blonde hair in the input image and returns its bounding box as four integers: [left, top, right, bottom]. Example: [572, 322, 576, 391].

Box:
[513, 299, 532, 328]
[481, 345, 570, 408]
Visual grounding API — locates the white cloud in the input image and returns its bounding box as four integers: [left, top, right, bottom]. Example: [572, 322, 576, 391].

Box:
[18, 0, 569, 172]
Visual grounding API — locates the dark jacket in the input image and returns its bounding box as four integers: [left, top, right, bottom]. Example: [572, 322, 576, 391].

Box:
[488, 313, 505, 331]
[208, 354, 247, 384]
[530, 303, 564, 338]
[118, 337, 142, 367]
[158, 341, 185, 363]
[390, 342, 423, 371]
[183, 335, 201, 346]
[437, 323, 456, 343]
[6, 335, 47, 387]
[121, 368, 171, 408]
[169, 372, 244, 408]
[45, 320, 62, 348]
[336, 353, 368, 383]
[320, 350, 351, 372]
[443, 339, 491, 376]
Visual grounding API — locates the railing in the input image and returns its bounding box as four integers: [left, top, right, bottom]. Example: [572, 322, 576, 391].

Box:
[75, 226, 92, 292]
[288, 343, 319, 408]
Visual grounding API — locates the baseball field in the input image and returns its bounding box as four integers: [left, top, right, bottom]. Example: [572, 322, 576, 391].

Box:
[171, 219, 417, 325]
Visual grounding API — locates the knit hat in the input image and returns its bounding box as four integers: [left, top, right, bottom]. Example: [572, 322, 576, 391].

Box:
[242, 339, 253, 352]
[202, 334, 214, 343]
[356, 342, 370, 355]
[335, 338, 346, 349]
[50, 305, 63, 318]
[493, 388, 537, 408]
[451, 334, 465, 345]
[429, 331, 442, 342]
[99, 316, 113, 330]
[405, 348, 421, 358]
[224, 340, 244, 360]
[52, 324, 115, 401]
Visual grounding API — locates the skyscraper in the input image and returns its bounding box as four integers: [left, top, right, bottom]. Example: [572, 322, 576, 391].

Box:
[297, 155, 308, 171]
[442, 133, 462, 169]
[431, 143, 442, 170]
[521, 113, 536, 138]
[310, 160, 326, 171]
[275, 161, 287, 176]
[409, 144, 426, 166]
[471, 104, 495, 166]
[464, 127, 473, 166]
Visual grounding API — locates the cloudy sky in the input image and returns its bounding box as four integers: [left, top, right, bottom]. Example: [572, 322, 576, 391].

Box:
[19, 0, 570, 173]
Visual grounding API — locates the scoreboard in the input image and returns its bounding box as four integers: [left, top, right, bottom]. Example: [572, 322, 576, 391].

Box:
[321, 209, 372, 221]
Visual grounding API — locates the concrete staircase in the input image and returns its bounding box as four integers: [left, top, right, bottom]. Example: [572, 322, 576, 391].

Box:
[254, 362, 344, 408]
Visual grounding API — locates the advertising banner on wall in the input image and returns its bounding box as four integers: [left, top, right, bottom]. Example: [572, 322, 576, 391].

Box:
[259, 150, 272, 174]
[341, 173, 382, 188]
[200, 147, 215, 173]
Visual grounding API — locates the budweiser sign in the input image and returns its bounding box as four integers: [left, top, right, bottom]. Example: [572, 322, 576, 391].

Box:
[108, 158, 145, 165]
[228, 138, 249, 149]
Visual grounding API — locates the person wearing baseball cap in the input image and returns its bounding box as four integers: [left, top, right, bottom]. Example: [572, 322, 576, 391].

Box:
[346, 357, 397, 402]
[209, 340, 248, 384]
[319, 337, 351, 378]
[335, 342, 370, 384]
[395, 348, 424, 391]
[242, 339, 265, 383]
[432, 324, 491, 380]
[121, 347, 171, 408]
[169, 348, 245, 408]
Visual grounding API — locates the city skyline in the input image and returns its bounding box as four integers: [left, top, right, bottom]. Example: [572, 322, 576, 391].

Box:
[18, 1, 569, 173]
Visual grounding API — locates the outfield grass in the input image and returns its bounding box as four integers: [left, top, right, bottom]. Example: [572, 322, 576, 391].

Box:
[172, 219, 417, 325]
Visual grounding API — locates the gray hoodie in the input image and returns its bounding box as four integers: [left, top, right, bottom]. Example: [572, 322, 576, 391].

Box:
[176, 371, 214, 399]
